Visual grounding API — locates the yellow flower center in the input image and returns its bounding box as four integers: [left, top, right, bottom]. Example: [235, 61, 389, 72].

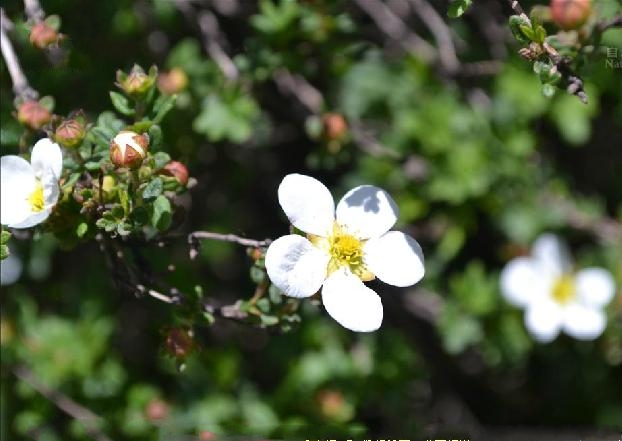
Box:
[552, 274, 575, 304]
[309, 223, 374, 281]
[28, 180, 45, 212]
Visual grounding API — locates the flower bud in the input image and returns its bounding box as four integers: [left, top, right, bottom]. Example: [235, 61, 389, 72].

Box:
[145, 398, 170, 422]
[54, 118, 86, 148]
[550, 0, 591, 30]
[29, 21, 58, 49]
[164, 327, 195, 360]
[109, 131, 149, 169]
[116, 64, 156, 97]
[157, 68, 188, 95]
[322, 112, 348, 140]
[159, 161, 189, 186]
[17, 101, 52, 130]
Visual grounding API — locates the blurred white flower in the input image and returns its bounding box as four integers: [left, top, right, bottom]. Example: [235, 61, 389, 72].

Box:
[0, 251, 23, 286]
[500, 234, 616, 343]
[0, 138, 63, 228]
[265, 174, 425, 332]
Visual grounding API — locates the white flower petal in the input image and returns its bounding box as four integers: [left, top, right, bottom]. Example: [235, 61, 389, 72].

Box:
[321, 269, 383, 332]
[335, 185, 398, 239]
[524, 300, 563, 343]
[265, 234, 330, 298]
[31, 138, 63, 179]
[277, 174, 335, 236]
[0, 156, 36, 226]
[562, 304, 606, 340]
[363, 231, 424, 287]
[500, 257, 549, 308]
[8, 208, 52, 229]
[531, 233, 570, 277]
[575, 268, 616, 308]
[41, 168, 60, 208]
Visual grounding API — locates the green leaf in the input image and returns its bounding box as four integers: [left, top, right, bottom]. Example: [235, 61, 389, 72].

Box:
[76, 222, 88, 238]
[142, 177, 163, 201]
[109, 91, 134, 116]
[1, 229, 11, 245]
[152, 151, 171, 170]
[44, 15, 62, 31]
[147, 124, 163, 151]
[519, 24, 536, 42]
[0, 244, 8, 260]
[152, 94, 177, 124]
[534, 25, 547, 44]
[151, 195, 172, 231]
[38, 96, 55, 112]
[448, 0, 472, 18]
[193, 93, 259, 143]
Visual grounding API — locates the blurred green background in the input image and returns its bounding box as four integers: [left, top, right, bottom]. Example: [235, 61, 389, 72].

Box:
[1, 0, 621, 439]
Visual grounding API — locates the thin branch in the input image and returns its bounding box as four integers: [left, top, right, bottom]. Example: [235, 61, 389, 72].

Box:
[175, 1, 239, 81]
[23, 0, 45, 23]
[272, 68, 324, 115]
[13, 365, 114, 441]
[597, 13, 622, 33]
[352, 0, 437, 64]
[349, 121, 401, 159]
[407, 0, 460, 73]
[0, 9, 38, 102]
[189, 231, 272, 251]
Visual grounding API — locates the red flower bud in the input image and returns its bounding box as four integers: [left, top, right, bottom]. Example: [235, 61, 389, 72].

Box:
[145, 398, 170, 421]
[160, 161, 189, 186]
[109, 131, 149, 169]
[550, 0, 591, 30]
[164, 327, 195, 360]
[55, 119, 86, 148]
[29, 22, 58, 49]
[17, 101, 52, 130]
[322, 113, 348, 140]
[157, 68, 188, 95]
[116, 65, 156, 97]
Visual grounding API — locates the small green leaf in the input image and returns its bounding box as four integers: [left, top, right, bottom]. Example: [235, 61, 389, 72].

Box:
[260, 315, 279, 326]
[142, 177, 163, 201]
[0, 244, 8, 260]
[151, 195, 172, 231]
[110, 91, 134, 116]
[44, 15, 62, 31]
[76, 222, 88, 238]
[519, 24, 536, 42]
[1, 229, 11, 245]
[152, 94, 177, 124]
[448, 0, 472, 18]
[542, 83, 556, 98]
[38, 96, 55, 112]
[534, 25, 547, 44]
[147, 124, 163, 151]
[152, 152, 171, 170]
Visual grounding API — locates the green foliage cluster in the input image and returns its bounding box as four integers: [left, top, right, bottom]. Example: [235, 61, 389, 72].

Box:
[1, 0, 621, 439]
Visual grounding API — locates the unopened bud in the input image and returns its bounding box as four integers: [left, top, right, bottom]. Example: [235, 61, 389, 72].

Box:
[157, 68, 188, 95]
[29, 22, 58, 49]
[110, 131, 149, 169]
[322, 113, 348, 140]
[55, 119, 86, 148]
[159, 161, 189, 186]
[550, 0, 591, 30]
[164, 327, 195, 360]
[116, 64, 156, 97]
[145, 398, 170, 422]
[17, 101, 52, 130]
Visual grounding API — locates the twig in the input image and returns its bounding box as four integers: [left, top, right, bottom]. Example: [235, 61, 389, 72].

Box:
[175, 1, 239, 81]
[273, 68, 324, 114]
[407, 0, 460, 73]
[23, 0, 45, 23]
[349, 121, 401, 159]
[597, 14, 622, 33]
[189, 231, 271, 251]
[13, 365, 114, 441]
[0, 8, 39, 102]
[352, 0, 437, 64]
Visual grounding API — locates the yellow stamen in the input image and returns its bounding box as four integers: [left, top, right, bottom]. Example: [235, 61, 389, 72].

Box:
[310, 223, 374, 281]
[28, 180, 45, 212]
[552, 274, 575, 304]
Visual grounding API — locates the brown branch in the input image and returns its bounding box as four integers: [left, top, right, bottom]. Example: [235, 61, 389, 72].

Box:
[352, 0, 437, 64]
[189, 231, 271, 252]
[13, 365, 114, 441]
[175, 1, 239, 81]
[23, 0, 45, 23]
[407, 0, 460, 74]
[272, 68, 324, 115]
[0, 9, 39, 102]
[597, 14, 622, 33]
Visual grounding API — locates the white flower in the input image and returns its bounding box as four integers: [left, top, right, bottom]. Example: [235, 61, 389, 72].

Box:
[265, 174, 425, 332]
[1, 138, 63, 229]
[500, 233, 616, 343]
